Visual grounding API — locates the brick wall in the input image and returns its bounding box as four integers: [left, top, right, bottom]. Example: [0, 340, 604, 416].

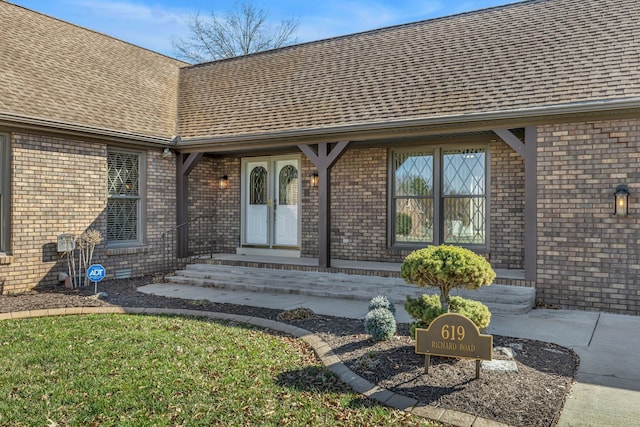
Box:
[329, 146, 404, 261]
[3, 132, 106, 293]
[105, 148, 176, 277]
[189, 156, 241, 253]
[1, 131, 175, 294]
[537, 119, 640, 315]
[300, 155, 318, 257]
[490, 140, 525, 269]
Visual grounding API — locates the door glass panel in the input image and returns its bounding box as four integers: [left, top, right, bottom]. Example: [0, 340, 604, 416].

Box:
[249, 166, 267, 204]
[278, 165, 298, 205]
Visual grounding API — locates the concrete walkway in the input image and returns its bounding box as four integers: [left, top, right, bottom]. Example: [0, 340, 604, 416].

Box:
[139, 283, 640, 427]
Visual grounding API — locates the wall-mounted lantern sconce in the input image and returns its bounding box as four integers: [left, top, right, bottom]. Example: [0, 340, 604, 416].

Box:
[162, 147, 172, 157]
[219, 175, 229, 190]
[614, 184, 630, 216]
[311, 172, 319, 188]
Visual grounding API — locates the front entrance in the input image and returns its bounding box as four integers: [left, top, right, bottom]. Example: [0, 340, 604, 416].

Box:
[241, 156, 300, 252]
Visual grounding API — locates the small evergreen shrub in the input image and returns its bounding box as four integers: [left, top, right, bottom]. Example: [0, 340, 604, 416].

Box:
[364, 308, 396, 341]
[405, 294, 443, 326]
[405, 294, 491, 338]
[368, 295, 396, 315]
[401, 244, 495, 310]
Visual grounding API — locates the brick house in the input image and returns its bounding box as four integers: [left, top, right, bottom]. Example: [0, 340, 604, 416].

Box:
[1, 0, 639, 314]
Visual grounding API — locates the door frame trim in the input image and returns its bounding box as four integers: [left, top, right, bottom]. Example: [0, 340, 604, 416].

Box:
[240, 154, 302, 250]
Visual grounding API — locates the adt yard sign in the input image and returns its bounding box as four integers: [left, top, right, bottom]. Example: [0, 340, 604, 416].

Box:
[87, 264, 106, 294]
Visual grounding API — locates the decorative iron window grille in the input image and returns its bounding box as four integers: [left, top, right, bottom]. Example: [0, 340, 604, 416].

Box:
[278, 165, 298, 205]
[249, 166, 267, 205]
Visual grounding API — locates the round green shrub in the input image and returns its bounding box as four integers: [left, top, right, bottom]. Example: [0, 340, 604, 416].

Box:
[368, 295, 396, 315]
[364, 308, 396, 341]
[405, 294, 443, 325]
[400, 245, 496, 309]
[405, 294, 491, 338]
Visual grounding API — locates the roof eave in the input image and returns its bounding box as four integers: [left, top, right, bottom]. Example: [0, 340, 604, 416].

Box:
[0, 112, 172, 147]
[177, 97, 640, 153]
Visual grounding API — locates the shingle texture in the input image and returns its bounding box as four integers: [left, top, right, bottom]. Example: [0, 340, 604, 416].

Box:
[0, 2, 185, 138]
[177, 0, 640, 139]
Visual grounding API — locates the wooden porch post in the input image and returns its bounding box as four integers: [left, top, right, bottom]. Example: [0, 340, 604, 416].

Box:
[493, 127, 537, 282]
[176, 152, 204, 258]
[298, 141, 350, 268]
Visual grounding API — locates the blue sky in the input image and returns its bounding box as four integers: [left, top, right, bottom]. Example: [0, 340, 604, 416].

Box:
[10, 0, 521, 57]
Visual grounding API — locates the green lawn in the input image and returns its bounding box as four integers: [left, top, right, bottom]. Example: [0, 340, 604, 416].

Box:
[0, 314, 433, 426]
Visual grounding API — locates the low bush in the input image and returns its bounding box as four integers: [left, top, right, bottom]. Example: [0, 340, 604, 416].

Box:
[368, 295, 396, 315]
[400, 245, 495, 311]
[364, 308, 396, 341]
[405, 294, 491, 338]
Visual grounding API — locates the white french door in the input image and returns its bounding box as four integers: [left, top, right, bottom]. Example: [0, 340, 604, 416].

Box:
[241, 156, 300, 248]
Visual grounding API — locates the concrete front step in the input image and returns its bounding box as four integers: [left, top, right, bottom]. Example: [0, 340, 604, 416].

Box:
[166, 264, 536, 315]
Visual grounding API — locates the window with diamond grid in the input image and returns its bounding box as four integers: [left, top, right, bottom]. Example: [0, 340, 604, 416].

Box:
[391, 147, 486, 247]
[442, 149, 486, 245]
[107, 150, 140, 243]
[392, 151, 434, 244]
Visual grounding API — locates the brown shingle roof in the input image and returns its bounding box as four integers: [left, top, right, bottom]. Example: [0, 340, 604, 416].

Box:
[177, 0, 640, 140]
[0, 2, 186, 140]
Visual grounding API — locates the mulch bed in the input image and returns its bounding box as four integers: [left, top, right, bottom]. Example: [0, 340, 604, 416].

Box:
[0, 276, 578, 427]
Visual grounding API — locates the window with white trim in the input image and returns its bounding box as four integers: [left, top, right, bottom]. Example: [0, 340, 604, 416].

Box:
[390, 146, 487, 248]
[107, 149, 145, 245]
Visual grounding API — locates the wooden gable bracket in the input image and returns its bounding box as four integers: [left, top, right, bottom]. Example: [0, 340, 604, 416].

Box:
[298, 141, 350, 268]
[176, 152, 204, 258]
[492, 127, 537, 282]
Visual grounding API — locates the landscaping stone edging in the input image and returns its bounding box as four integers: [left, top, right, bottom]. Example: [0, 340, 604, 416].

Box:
[0, 306, 510, 427]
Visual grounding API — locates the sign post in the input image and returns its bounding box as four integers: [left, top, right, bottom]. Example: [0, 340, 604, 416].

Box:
[87, 264, 106, 295]
[415, 313, 493, 379]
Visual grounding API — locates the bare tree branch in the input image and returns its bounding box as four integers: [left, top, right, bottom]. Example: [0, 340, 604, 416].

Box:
[172, 1, 299, 63]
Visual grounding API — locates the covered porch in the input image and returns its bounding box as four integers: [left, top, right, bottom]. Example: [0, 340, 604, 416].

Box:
[172, 127, 537, 284]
